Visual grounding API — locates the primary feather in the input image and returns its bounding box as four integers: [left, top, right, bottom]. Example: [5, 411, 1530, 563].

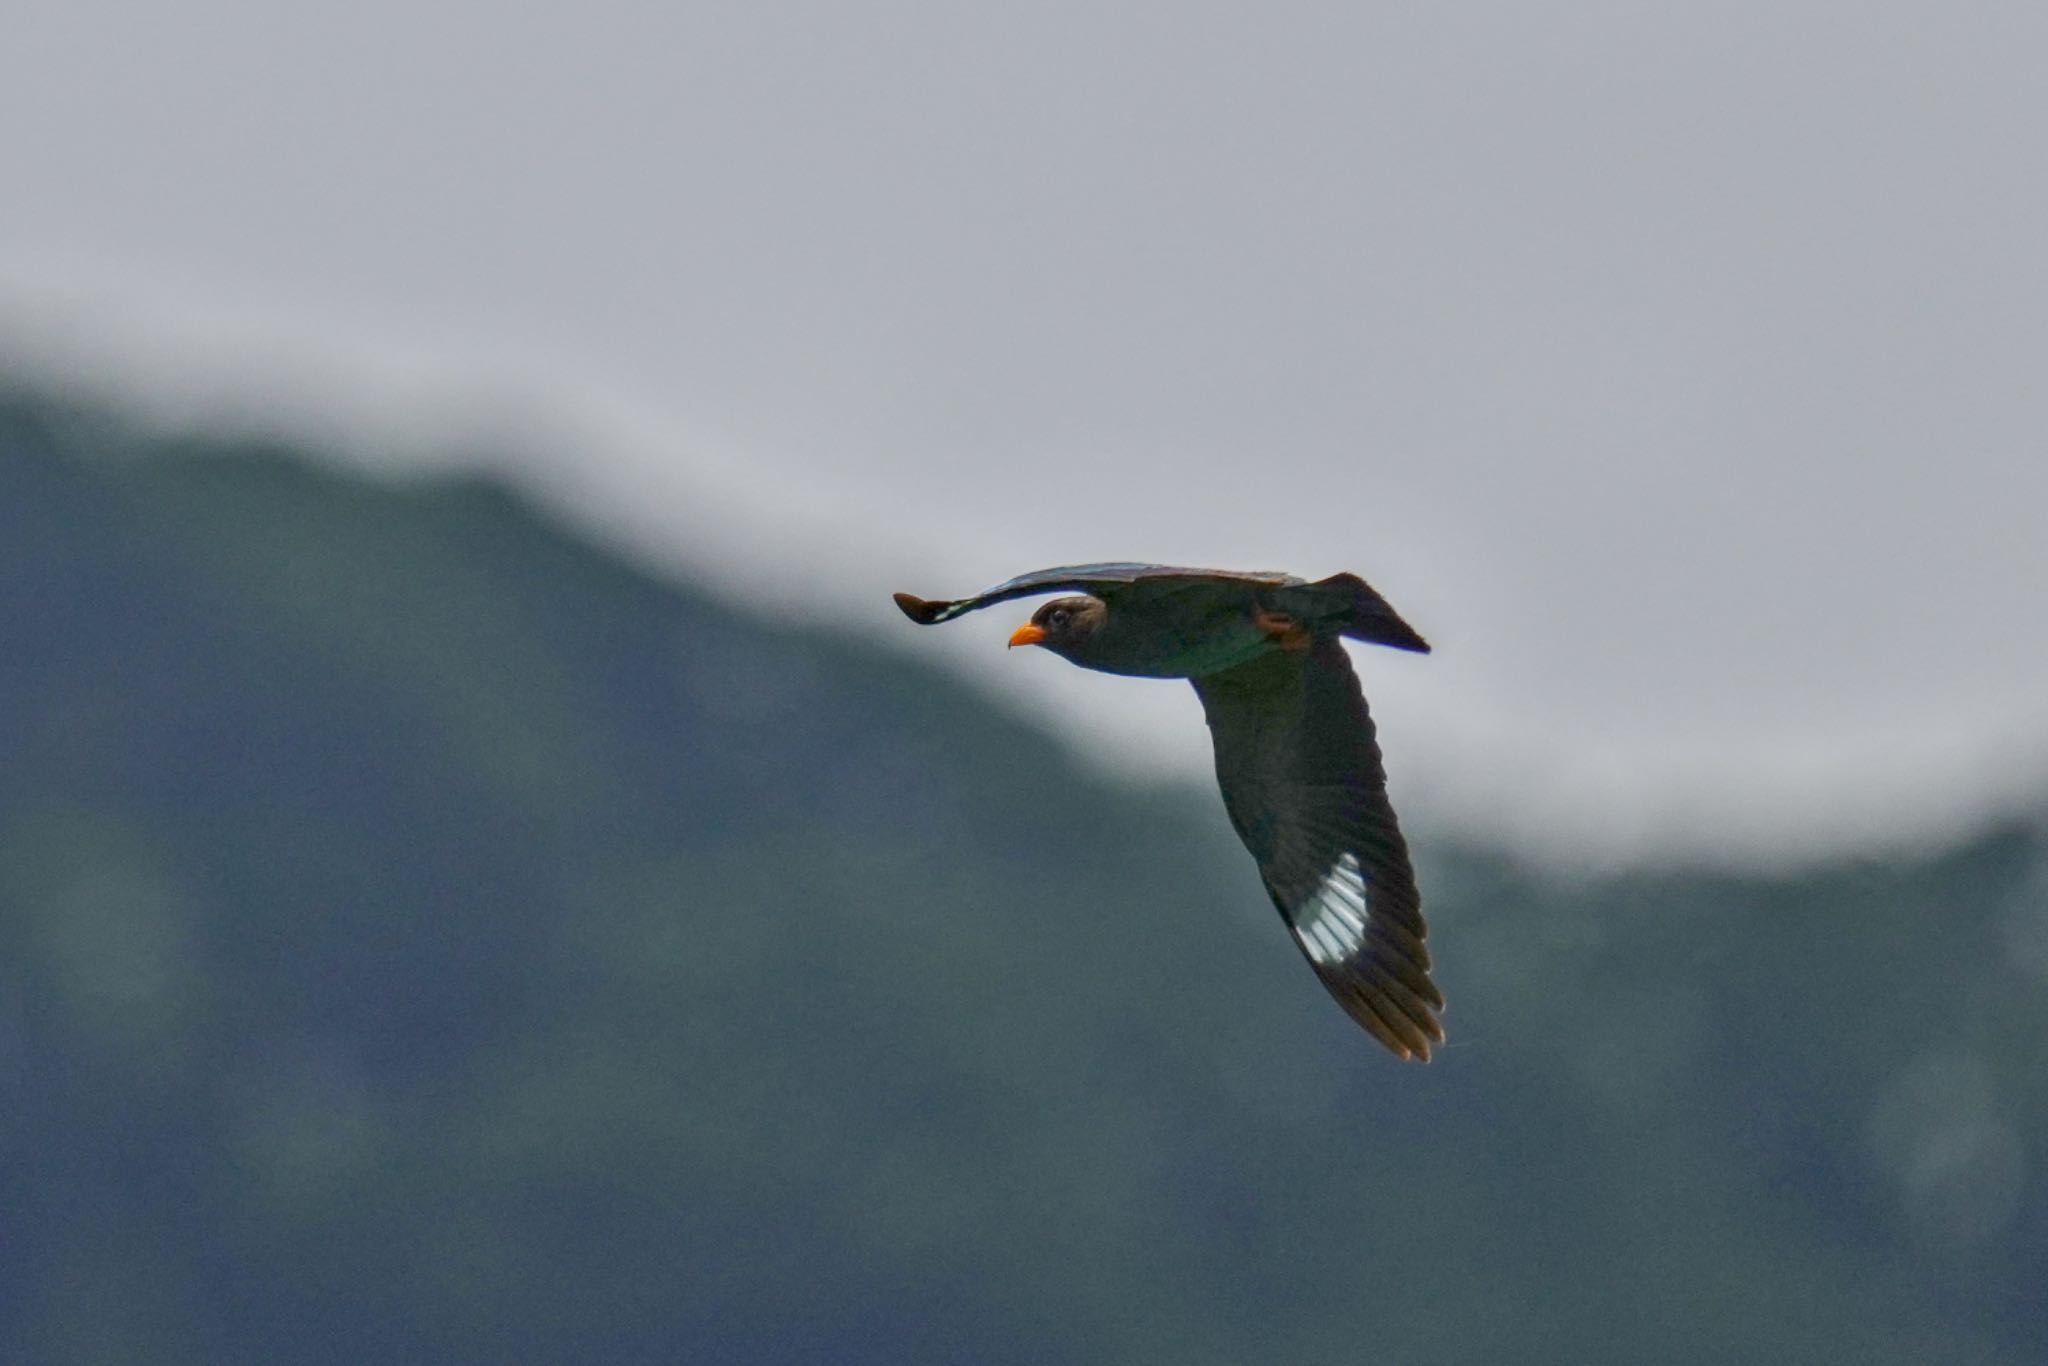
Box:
[894, 562, 1443, 1060]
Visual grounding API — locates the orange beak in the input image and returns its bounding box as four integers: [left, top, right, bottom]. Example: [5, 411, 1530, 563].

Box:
[1008, 622, 1047, 649]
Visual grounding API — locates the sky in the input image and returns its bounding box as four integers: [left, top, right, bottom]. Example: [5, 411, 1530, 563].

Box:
[4, 1, 2045, 862]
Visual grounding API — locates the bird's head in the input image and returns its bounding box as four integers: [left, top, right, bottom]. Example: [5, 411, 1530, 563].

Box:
[1008, 595, 1106, 661]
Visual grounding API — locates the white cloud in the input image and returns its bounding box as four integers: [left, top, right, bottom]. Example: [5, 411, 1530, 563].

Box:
[4, 1, 2045, 863]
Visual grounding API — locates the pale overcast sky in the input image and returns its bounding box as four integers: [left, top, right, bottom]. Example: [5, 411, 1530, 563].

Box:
[4, 2, 2044, 861]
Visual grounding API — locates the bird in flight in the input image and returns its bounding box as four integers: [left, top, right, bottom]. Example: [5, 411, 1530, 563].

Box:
[893, 563, 1444, 1060]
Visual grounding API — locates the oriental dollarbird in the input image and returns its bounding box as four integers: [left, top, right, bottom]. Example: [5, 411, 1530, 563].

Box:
[892, 563, 1444, 1061]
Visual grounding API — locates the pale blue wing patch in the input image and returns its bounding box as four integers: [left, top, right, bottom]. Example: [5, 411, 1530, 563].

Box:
[903, 563, 1297, 625]
[1288, 851, 1369, 967]
[970, 562, 1166, 598]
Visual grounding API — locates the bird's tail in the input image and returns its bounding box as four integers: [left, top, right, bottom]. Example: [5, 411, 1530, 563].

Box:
[1278, 573, 1430, 654]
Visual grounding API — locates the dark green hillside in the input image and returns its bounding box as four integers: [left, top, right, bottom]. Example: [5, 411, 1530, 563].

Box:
[2, 391, 2042, 1364]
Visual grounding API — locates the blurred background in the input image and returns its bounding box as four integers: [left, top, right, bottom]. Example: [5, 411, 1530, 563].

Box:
[3, 3, 2044, 1362]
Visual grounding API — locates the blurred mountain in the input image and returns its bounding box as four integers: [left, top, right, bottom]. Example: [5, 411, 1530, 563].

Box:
[3, 389, 2043, 1365]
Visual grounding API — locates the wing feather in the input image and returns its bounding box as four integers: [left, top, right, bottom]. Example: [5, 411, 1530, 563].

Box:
[893, 563, 1298, 626]
[1192, 639, 1446, 1060]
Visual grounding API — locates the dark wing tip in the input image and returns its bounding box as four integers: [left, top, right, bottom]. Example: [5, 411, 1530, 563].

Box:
[892, 592, 950, 625]
[1329, 968, 1445, 1062]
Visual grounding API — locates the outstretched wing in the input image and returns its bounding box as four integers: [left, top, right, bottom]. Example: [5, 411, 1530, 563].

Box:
[893, 562, 1298, 626]
[1191, 639, 1445, 1060]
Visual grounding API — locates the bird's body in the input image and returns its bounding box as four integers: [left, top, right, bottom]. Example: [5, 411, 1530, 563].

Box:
[1021, 582, 1280, 678]
[893, 563, 1446, 1061]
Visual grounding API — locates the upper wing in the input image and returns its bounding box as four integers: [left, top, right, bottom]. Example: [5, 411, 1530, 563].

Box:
[1191, 639, 1445, 1060]
[893, 562, 1298, 626]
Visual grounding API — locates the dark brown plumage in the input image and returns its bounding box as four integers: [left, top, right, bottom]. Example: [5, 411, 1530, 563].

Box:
[893, 563, 1444, 1061]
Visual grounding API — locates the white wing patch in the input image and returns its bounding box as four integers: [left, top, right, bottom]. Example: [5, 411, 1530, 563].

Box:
[1290, 851, 1368, 966]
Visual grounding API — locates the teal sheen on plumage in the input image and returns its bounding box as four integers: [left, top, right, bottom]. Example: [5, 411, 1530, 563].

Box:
[894, 562, 1444, 1060]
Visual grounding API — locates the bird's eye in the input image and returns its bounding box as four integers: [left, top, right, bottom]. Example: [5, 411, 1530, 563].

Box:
[1049, 608, 1070, 629]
